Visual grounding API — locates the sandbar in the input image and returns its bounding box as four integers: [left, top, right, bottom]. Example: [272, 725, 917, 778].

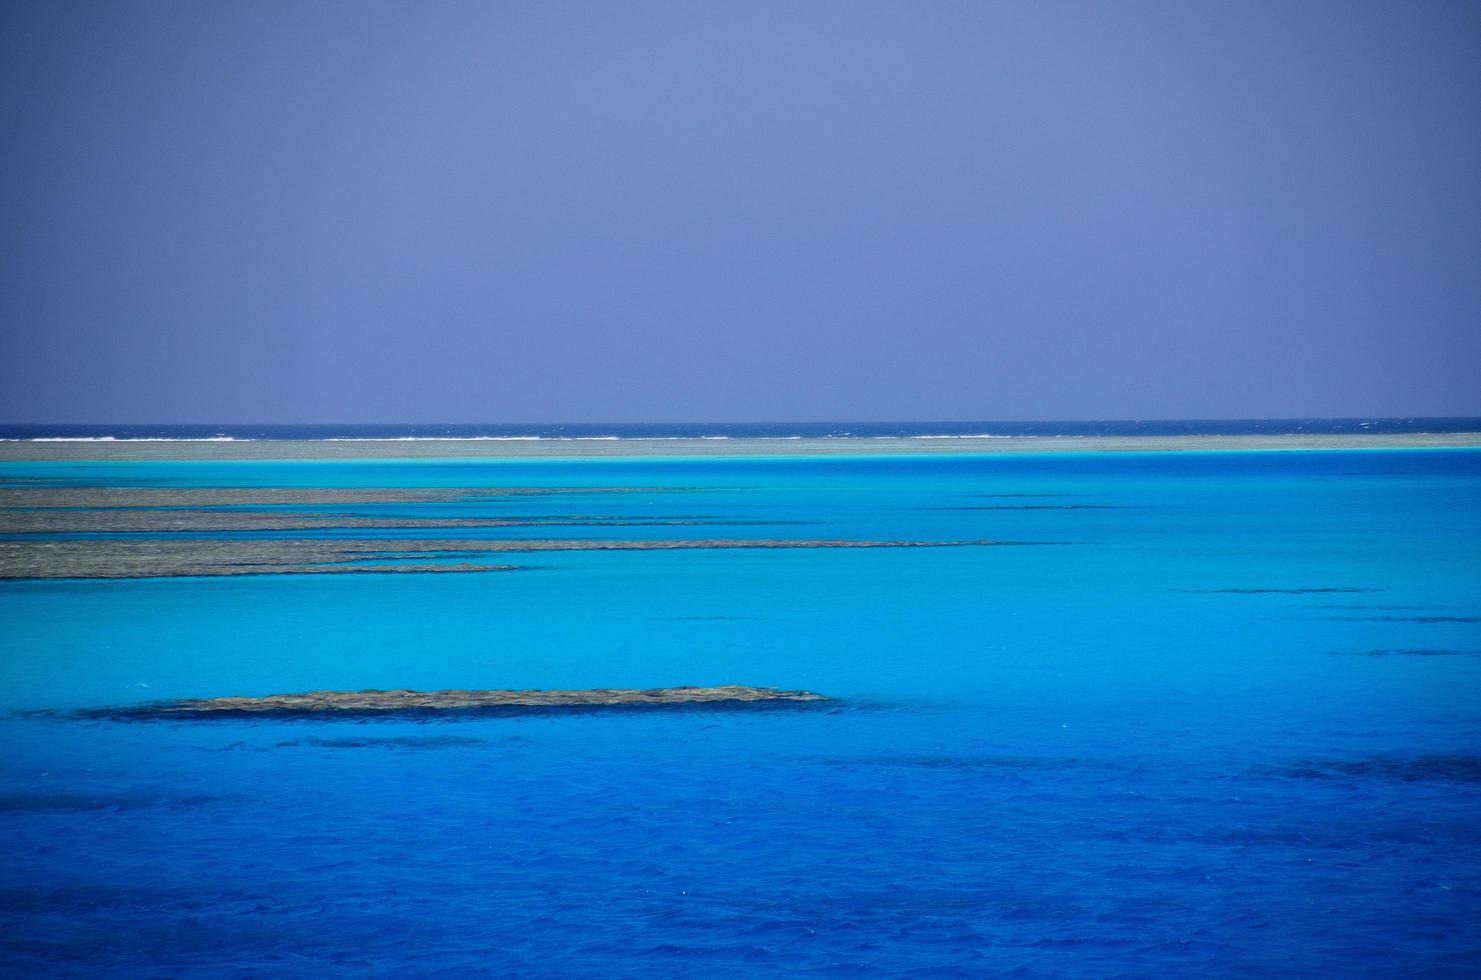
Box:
[2, 432, 1479, 461]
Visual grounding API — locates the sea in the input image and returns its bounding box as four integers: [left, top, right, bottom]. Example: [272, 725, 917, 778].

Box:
[1, 428, 1479, 976]
[2, 418, 1481, 441]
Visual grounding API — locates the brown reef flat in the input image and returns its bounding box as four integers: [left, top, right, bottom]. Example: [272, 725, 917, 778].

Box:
[0, 485, 773, 535]
[0, 480, 1021, 581]
[92, 685, 828, 719]
[0, 536, 1000, 580]
[0, 487, 673, 507]
[0, 510, 731, 534]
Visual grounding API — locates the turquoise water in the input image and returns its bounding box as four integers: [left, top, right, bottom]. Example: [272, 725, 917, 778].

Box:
[2, 450, 1480, 976]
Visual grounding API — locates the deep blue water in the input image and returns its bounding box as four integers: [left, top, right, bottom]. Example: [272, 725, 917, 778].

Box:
[3, 417, 1480, 441]
[2, 449, 1480, 976]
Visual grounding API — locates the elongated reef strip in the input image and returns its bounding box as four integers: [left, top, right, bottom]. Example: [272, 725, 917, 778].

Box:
[90, 685, 829, 719]
[0, 536, 1003, 580]
[0, 487, 684, 507]
[0, 511, 739, 534]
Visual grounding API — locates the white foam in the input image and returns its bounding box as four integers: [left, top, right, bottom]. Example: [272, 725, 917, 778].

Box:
[320, 436, 548, 441]
[10, 436, 247, 442]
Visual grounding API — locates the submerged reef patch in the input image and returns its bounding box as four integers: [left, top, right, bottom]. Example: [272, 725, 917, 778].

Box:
[1329, 615, 1481, 623]
[84, 685, 830, 721]
[1332, 649, 1481, 657]
[812, 754, 1110, 772]
[0, 791, 220, 812]
[275, 735, 490, 749]
[1178, 587, 1376, 594]
[933, 504, 1134, 511]
[1277, 756, 1481, 783]
[1308, 604, 1442, 610]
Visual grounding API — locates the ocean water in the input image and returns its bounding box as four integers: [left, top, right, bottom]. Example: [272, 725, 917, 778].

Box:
[3, 417, 1481, 441]
[2, 448, 1479, 976]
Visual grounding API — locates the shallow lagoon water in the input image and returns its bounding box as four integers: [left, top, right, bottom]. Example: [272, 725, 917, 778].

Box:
[2, 450, 1480, 976]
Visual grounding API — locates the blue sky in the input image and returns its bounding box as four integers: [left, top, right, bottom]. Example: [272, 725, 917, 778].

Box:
[2, 1, 1478, 422]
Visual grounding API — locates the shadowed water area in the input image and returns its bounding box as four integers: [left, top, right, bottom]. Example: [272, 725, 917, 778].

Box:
[2, 448, 1480, 977]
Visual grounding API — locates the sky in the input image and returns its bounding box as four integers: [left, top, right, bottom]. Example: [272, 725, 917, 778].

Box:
[2, 0, 1479, 424]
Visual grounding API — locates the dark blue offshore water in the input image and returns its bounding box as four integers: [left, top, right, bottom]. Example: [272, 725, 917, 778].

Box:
[2, 417, 1480, 440]
[2, 449, 1480, 976]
